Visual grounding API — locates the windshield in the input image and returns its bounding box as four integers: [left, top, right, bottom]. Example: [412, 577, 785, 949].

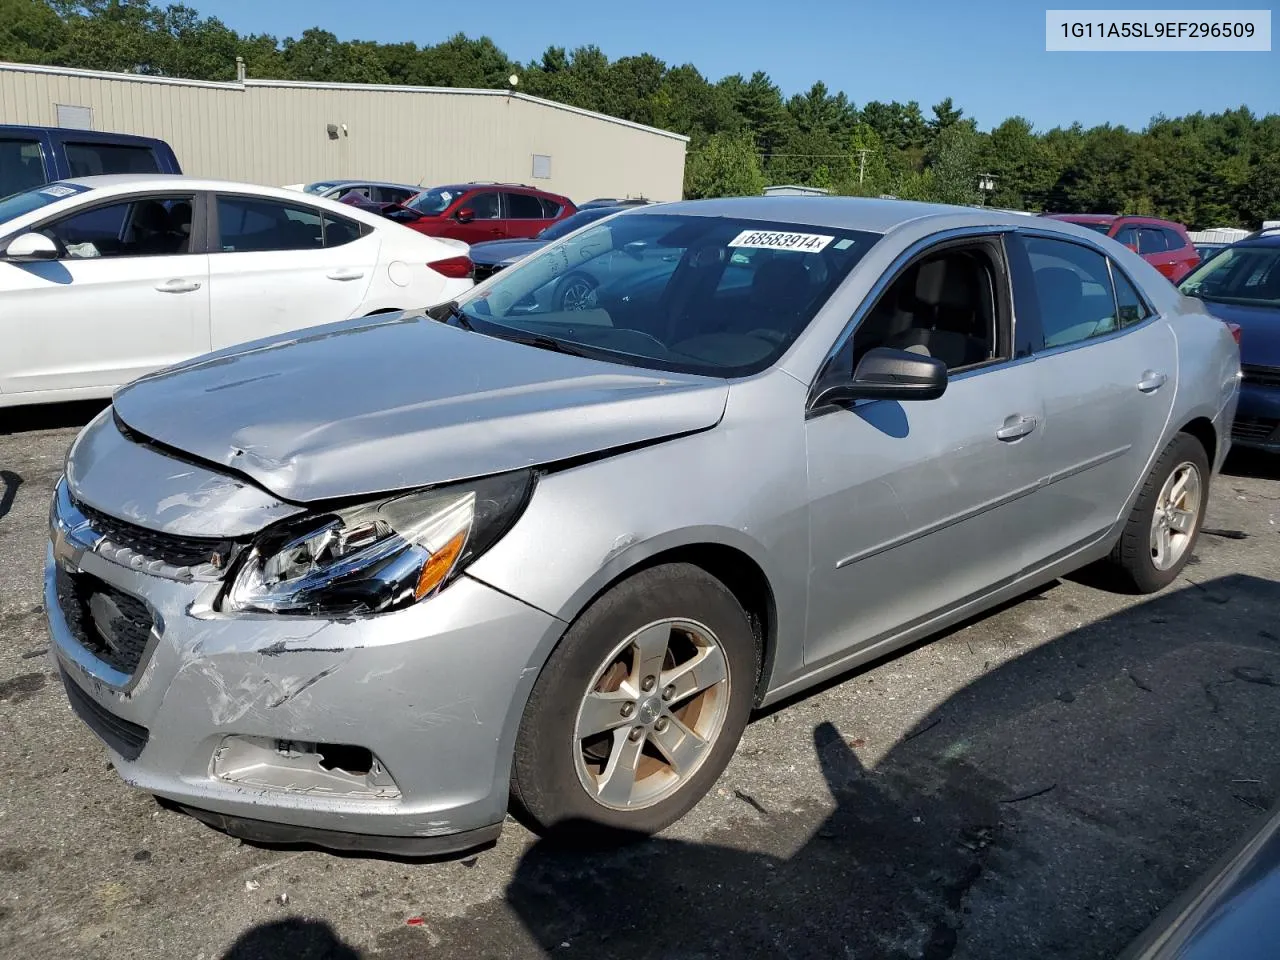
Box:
[1179, 244, 1280, 307]
[0, 182, 91, 226]
[303, 181, 347, 195]
[1080, 222, 1111, 234]
[453, 212, 881, 377]
[407, 187, 458, 215]
[537, 207, 623, 241]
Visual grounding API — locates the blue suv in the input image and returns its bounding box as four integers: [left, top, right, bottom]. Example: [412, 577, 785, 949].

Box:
[0, 125, 181, 198]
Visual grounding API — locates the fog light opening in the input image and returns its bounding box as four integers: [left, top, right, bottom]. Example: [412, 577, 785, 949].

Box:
[317, 743, 373, 776]
[212, 735, 400, 799]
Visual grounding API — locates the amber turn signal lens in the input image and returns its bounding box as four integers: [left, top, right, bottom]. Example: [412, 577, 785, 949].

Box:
[414, 531, 468, 600]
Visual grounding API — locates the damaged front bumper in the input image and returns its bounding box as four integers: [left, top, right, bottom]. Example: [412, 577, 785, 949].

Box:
[45, 494, 563, 856]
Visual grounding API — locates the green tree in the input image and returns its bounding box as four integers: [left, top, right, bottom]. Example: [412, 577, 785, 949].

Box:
[981, 116, 1038, 209]
[684, 132, 766, 198]
[0, 0, 67, 63]
[1237, 157, 1280, 227]
[926, 124, 981, 205]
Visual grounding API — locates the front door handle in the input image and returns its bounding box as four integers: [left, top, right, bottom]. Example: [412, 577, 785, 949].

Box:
[155, 279, 200, 293]
[1137, 371, 1168, 393]
[996, 415, 1038, 441]
[326, 268, 365, 281]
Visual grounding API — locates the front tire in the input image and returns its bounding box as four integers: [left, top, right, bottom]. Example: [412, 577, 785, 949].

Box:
[1102, 432, 1210, 593]
[510, 563, 757, 840]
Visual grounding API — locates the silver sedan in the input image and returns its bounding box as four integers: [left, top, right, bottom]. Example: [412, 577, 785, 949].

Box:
[46, 197, 1240, 854]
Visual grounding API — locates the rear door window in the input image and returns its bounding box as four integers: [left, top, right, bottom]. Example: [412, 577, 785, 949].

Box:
[1138, 228, 1168, 254]
[505, 193, 546, 220]
[217, 196, 324, 252]
[1113, 225, 1139, 247]
[1112, 267, 1151, 327]
[1162, 228, 1187, 251]
[1024, 236, 1119, 348]
[539, 197, 563, 218]
[321, 212, 363, 248]
[0, 138, 48, 195]
[63, 142, 161, 177]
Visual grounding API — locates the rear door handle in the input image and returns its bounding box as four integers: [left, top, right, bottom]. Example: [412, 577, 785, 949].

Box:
[996, 415, 1038, 441]
[1137, 371, 1168, 393]
[155, 279, 200, 293]
[326, 268, 365, 281]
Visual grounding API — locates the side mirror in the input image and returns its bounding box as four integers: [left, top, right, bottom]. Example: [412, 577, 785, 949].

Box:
[455, 207, 476, 224]
[3, 232, 59, 262]
[814, 347, 948, 407]
[387, 206, 422, 222]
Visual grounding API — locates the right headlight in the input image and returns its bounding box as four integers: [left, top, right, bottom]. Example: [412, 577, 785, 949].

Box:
[220, 470, 532, 617]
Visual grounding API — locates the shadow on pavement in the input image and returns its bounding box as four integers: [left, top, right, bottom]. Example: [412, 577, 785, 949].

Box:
[221, 918, 361, 959]
[0, 399, 107, 435]
[227, 573, 1280, 960]
[0, 470, 20, 521]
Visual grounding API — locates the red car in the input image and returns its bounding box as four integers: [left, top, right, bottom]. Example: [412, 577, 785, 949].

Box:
[382, 183, 576, 244]
[1040, 214, 1201, 283]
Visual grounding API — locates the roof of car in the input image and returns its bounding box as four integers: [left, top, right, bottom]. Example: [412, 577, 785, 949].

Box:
[1044, 212, 1189, 230]
[630, 196, 1068, 235]
[33, 175, 405, 227]
[428, 183, 568, 197]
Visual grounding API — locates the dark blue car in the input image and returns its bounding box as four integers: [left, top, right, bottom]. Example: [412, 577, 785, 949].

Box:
[0, 124, 181, 198]
[1179, 230, 1280, 453]
[469, 204, 642, 285]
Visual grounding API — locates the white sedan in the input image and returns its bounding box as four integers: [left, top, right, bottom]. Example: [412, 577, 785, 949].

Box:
[0, 175, 472, 408]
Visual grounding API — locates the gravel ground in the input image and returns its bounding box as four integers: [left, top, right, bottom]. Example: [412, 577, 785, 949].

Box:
[1, 400, 1278, 960]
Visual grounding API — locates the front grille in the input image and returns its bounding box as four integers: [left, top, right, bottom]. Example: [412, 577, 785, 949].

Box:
[1232, 417, 1279, 444]
[55, 566, 157, 675]
[73, 498, 232, 570]
[59, 670, 149, 760]
[1242, 364, 1280, 388]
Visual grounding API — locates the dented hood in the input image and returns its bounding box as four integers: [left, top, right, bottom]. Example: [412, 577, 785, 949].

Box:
[112, 314, 728, 503]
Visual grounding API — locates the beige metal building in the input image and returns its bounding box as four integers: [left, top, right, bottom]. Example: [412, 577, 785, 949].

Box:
[0, 61, 688, 203]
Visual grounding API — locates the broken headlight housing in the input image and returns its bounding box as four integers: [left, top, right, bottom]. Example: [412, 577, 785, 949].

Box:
[220, 470, 532, 616]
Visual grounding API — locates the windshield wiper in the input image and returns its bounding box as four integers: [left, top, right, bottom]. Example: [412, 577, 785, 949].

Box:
[427, 300, 475, 330]
[500, 331, 594, 357]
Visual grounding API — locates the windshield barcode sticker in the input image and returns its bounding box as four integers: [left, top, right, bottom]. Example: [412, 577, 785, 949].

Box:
[39, 185, 77, 198]
[728, 229, 834, 252]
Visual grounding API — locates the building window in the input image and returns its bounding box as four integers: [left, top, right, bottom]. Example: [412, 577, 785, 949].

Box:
[532, 154, 551, 179]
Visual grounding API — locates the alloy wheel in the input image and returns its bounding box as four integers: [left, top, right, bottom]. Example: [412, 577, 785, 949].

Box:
[572, 618, 731, 811]
[1150, 461, 1202, 571]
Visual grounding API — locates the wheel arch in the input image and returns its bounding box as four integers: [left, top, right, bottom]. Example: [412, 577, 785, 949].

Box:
[1177, 415, 1218, 470]
[545, 532, 782, 707]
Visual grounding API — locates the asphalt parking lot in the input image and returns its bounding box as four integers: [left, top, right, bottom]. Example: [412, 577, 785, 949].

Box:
[2, 401, 1278, 960]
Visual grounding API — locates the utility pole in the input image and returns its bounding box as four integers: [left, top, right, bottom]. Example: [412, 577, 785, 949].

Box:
[855, 149, 870, 185]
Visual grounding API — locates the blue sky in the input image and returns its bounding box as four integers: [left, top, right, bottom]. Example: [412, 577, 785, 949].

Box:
[193, 0, 1278, 131]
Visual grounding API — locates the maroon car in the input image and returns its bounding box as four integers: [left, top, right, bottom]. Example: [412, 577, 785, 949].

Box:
[1041, 214, 1201, 283]
[382, 183, 576, 244]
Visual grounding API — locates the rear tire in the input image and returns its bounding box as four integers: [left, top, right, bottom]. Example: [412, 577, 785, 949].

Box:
[510, 563, 757, 841]
[1101, 432, 1210, 593]
[553, 272, 598, 312]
